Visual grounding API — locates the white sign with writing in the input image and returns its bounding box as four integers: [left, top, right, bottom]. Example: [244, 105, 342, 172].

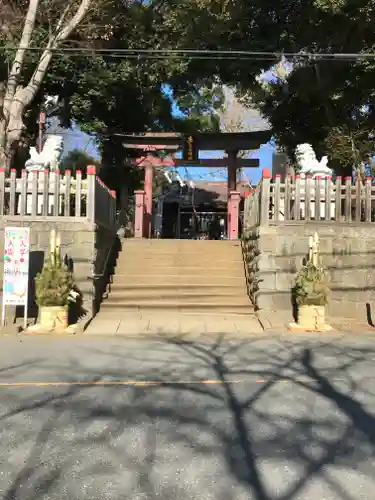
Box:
[2, 227, 30, 326]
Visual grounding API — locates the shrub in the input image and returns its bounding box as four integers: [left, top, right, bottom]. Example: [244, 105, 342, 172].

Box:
[293, 261, 329, 307]
[35, 255, 73, 307]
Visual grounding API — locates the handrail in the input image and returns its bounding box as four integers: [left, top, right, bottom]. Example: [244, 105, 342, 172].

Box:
[91, 211, 123, 280]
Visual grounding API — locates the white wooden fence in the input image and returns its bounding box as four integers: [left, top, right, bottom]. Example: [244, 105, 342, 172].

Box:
[0, 166, 117, 229]
[244, 171, 375, 229]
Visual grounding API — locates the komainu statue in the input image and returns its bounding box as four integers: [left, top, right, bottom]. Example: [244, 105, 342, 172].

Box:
[295, 143, 332, 179]
[25, 134, 63, 172]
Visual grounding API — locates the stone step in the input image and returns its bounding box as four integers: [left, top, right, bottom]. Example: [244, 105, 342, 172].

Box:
[100, 302, 254, 314]
[113, 266, 244, 278]
[106, 290, 250, 302]
[115, 263, 245, 273]
[121, 241, 242, 253]
[103, 290, 251, 307]
[95, 310, 256, 320]
[116, 254, 244, 264]
[109, 283, 248, 295]
[121, 240, 241, 247]
[118, 252, 243, 261]
[112, 274, 246, 285]
[122, 239, 241, 246]
[116, 259, 245, 276]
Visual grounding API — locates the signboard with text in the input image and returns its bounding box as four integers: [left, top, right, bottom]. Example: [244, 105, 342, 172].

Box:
[182, 135, 198, 161]
[3, 227, 30, 307]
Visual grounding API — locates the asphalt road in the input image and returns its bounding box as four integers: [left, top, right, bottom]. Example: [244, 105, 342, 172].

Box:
[0, 333, 375, 500]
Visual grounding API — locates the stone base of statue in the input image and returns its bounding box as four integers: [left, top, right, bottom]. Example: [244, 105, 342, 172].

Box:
[288, 305, 333, 332]
[300, 175, 335, 219]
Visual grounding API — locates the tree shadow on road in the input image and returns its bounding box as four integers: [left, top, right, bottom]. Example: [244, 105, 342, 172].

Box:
[1, 335, 375, 499]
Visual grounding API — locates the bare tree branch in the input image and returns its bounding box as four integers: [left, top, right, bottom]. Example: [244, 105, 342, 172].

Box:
[217, 86, 270, 135]
[0, 0, 93, 171]
[4, 0, 40, 114]
[52, 4, 74, 42]
[54, 0, 92, 44]
[20, 0, 92, 109]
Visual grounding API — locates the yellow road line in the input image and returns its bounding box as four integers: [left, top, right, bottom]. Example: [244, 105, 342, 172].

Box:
[0, 379, 257, 388]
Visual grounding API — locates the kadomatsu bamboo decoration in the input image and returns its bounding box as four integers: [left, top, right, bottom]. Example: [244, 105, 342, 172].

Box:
[291, 232, 331, 331]
[34, 231, 73, 331]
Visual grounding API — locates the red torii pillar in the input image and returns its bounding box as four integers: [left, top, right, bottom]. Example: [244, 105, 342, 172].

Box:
[132, 155, 154, 238]
[134, 153, 175, 238]
[228, 191, 241, 240]
[144, 163, 153, 238]
[226, 149, 240, 239]
[134, 190, 145, 238]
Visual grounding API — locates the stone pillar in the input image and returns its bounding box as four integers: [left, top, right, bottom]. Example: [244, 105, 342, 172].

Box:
[144, 162, 153, 237]
[260, 168, 271, 225]
[134, 190, 145, 238]
[227, 191, 241, 240]
[87, 165, 96, 223]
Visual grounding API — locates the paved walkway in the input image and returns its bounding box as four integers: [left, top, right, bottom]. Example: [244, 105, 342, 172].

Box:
[85, 312, 264, 336]
[85, 310, 375, 338]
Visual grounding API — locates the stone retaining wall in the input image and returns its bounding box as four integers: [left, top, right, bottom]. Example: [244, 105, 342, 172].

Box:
[0, 217, 105, 323]
[244, 222, 375, 319]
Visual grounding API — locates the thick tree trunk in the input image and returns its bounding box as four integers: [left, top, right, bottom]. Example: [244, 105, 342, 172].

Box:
[0, 119, 11, 172]
[0, 102, 23, 172]
[0, 142, 17, 172]
[0, 147, 9, 172]
[0, 110, 24, 172]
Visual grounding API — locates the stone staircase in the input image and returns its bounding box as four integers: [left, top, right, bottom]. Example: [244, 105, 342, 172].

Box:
[99, 239, 254, 317]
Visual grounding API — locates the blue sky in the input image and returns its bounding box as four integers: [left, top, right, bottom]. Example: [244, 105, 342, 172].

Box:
[165, 85, 274, 183]
[59, 124, 99, 158]
[64, 126, 272, 184]
[59, 58, 293, 182]
[62, 86, 274, 183]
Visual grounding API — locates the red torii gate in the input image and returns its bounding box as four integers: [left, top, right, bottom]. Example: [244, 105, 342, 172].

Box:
[122, 131, 272, 239]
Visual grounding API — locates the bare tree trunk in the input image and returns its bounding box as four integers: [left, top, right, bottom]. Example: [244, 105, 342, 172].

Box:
[0, 95, 30, 170]
[0, 115, 20, 170]
[0, 0, 92, 171]
[0, 119, 7, 171]
[0, 142, 10, 172]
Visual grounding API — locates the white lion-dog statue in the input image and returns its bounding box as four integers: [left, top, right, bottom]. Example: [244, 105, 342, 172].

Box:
[295, 143, 332, 179]
[22, 134, 64, 214]
[294, 143, 334, 219]
[25, 134, 63, 172]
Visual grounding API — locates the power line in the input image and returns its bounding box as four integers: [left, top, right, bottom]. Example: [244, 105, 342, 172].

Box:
[2, 45, 375, 61]
[44, 53, 277, 61]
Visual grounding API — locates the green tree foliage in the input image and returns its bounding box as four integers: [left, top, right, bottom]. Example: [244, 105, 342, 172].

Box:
[9, 0, 375, 179]
[0, 0, 100, 171]
[0, 0, 228, 190]
[59, 148, 100, 177]
[325, 125, 375, 177]
[221, 0, 375, 171]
